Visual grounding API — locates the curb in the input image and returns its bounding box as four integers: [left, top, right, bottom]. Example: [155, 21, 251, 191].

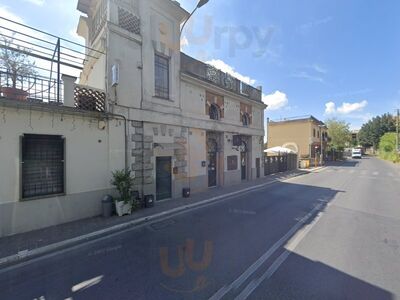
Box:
[0, 170, 310, 269]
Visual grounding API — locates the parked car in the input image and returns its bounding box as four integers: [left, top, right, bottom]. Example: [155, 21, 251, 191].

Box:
[352, 148, 362, 159]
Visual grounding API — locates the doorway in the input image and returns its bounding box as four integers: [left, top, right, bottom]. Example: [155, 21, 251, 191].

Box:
[241, 152, 247, 180]
[256, 158, 260, 178]
[156, 156, 172, 200]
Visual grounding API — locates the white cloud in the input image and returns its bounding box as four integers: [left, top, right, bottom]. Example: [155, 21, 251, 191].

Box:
[0, 6, 24, 24]
[298, 17, 333, 33]
[180, 35, 189, 48]
[205, 59, 256, 85]
[324, 100, 368, 115]
[22, 0, 45, 6]
[325, 101, 336, 114]
[262, 90, 288, 110]
[312, 64, 327, 74]
[292, 71, 324, 83]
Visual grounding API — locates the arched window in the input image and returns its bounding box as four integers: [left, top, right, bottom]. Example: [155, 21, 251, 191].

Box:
[242, 113, 251, 126]
[209, 104, 221, 120]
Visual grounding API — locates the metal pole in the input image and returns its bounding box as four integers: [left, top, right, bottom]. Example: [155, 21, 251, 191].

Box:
[56, 38, 61, 103]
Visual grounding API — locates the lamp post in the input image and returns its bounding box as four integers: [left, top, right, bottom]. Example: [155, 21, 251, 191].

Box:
[180, 0, 209, 38]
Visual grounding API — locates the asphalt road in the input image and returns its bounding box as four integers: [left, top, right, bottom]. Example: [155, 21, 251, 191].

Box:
[1, 157, 400, 300]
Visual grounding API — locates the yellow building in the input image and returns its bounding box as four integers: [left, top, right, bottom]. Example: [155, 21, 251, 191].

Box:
[267, 116, 328, 159]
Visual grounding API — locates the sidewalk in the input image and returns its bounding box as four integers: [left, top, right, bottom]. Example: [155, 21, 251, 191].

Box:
[0, 169, 313, 266]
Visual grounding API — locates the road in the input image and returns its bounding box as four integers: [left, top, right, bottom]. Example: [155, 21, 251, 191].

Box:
[1, 157, 400, 300]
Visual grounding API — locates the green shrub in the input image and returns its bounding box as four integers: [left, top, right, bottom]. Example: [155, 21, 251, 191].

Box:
[111, 169, 134, 204]
[378, 133, 399, 163]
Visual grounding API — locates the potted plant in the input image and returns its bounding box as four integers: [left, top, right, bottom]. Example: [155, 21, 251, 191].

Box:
[110, 169, 134, 216]
[0, 38, 36, 101]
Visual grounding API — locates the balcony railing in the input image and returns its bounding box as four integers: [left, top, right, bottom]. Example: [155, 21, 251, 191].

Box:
[181, 53, 262, 102]
[0, 69, 63, 104]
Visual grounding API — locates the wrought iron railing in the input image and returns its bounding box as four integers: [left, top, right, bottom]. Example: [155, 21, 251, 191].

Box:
[0, 69, 63, 104]
[181, 53, 262, 102]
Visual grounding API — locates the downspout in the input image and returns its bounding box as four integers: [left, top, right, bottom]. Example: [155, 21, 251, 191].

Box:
[106, 112, 128, 171]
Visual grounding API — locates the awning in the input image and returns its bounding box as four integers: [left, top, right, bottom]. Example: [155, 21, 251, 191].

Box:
[154, 143, 185, 150]
[264, 146, 296, 154]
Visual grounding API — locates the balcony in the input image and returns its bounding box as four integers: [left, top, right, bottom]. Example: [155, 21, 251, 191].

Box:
[181, 53, 262, 103]
[0, 14, 106, 113]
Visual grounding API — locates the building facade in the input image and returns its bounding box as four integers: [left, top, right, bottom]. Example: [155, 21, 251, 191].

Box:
[77, 0, 266, 200]
[0, 0, 266, 237]
[267, 116, 327, 159]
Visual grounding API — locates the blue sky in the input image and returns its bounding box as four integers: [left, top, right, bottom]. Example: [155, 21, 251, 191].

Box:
[1, 0, 399, 129]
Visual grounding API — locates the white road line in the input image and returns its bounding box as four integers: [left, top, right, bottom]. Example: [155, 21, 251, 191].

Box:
[208, 203, 324, 300]
[235, 209, 325, 300]
[372, 171, 379, 176]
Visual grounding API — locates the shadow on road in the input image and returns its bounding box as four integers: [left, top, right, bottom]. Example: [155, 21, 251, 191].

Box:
[254, 251, 394, 300]
[0, 180, 394, 300]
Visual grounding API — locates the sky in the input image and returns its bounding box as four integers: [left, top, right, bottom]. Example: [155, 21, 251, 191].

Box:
[1, 0, 399, 129]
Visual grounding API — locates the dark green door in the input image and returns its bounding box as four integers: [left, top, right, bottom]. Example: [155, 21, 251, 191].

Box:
[156, 157, 172, 200]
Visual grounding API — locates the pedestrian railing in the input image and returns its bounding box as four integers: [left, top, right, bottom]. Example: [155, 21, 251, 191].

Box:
[264, 154, 298, 176]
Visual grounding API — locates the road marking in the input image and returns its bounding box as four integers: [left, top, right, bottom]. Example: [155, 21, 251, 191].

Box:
[372, 171, 379, 176]
[208, 203, 324, 300]
[0, 173, 306, 273]
[235, 207, 325, 300]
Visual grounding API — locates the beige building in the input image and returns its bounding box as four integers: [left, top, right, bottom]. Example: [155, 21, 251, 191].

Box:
[267, 116, 328, 159]
[0, 0, 266, 236]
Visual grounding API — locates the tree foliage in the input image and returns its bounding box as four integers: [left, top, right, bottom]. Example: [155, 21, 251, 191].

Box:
[378, 132, 398, 162]
[358, 114, 396, 148]
[325, 118, 351, 151]
[0, 37, 36, 88]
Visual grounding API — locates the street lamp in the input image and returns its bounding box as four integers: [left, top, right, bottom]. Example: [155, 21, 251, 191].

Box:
[180, 0, 210, 38]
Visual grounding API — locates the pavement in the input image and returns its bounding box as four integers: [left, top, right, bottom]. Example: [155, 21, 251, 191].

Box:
[2, 157, 399, 300]
[0, 168, 313, 266]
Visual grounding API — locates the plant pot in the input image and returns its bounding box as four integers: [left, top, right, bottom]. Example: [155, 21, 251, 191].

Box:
[115, 200, 132, 216]
[1, 87, 29, 101]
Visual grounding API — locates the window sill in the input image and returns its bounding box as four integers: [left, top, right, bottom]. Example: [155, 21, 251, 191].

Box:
[20, 192, 66, 202]
[153, 95, 174, 102]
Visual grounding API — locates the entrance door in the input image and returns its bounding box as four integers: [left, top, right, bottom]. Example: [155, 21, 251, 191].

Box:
[208, 152, 217, 187]
[256, 158, 260, 178]
[241, 152, 247, 180]
[156, 157, 172, 200]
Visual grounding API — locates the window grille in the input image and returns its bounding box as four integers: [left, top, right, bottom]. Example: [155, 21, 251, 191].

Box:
[242, 113, 251, 126]
[209, 104, 221, 120]
[21, 134, 65, 199]
[154, 53, 169, 99]
[118, 7, 140, 35]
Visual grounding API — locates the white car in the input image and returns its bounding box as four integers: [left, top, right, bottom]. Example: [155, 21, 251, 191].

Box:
[352, 148, 362, 159]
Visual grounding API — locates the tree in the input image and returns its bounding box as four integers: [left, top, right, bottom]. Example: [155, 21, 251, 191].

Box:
[0, 37, 36, 89]
[358, 113, 396, 149]
[378, 132, 398, 162]
[325, 118, 351, 151]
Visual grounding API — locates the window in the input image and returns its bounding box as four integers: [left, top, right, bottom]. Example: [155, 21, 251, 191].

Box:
[154, 53, 169, 99]
[21, 134, 65, 199]
[317, 130, 320, 138]
[313, 129, 316, 137]
[242, 113, 251, 126]
[209, 104, 221, 120]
